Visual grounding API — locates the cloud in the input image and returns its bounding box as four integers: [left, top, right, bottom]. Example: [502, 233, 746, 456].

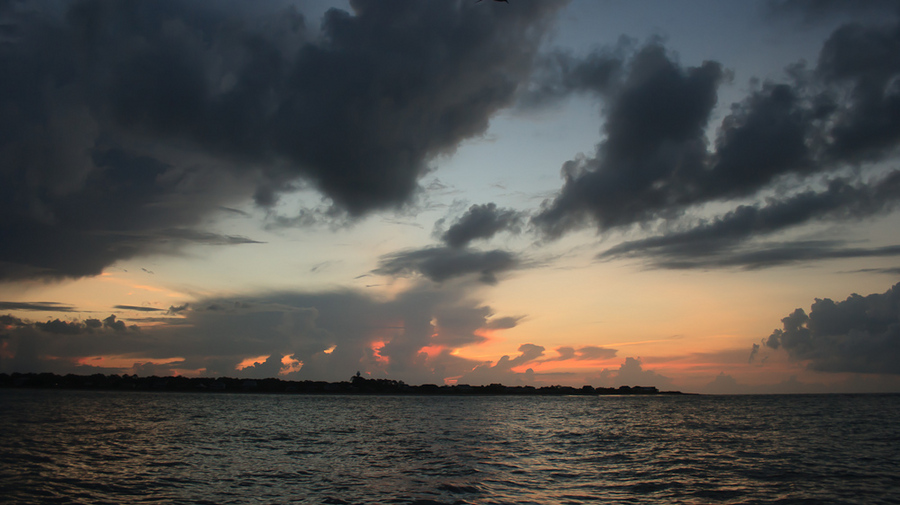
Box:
[154, 229, 264, 246]
[702, 372, 746, 394]
[113, 305, 165, 312]
[700, 371, 900, 394]
[0, 0, 567, 280]
[598, 172, 900, 269]
[588, 357, 673, 388]
[532, 43, 726, 237]
[762, 282, 900, 374]
[532, 20, 900, 268]
[0, 283, 524, 384]
[34, 319, 91, 335]
[851, 267, 900, 275]
[0, 313, 139, 374]
[166, 304, 189, 315]
[456, 343, 545, 385]
[483, 316, 523, 330]
[516, 41, 627, 109]
[544, 345, 617, 362]
[102, 314, 129, 332]
[373, 247, 519, 284]
[440, 203, 525, 248]
[0, 302, 77, 312]
[619, 240, 900, 271]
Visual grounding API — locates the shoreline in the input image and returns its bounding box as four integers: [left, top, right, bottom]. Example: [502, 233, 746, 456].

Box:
[0, 372, 685, 396]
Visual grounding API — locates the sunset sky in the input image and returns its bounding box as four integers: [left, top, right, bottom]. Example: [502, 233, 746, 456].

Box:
[2, 0, 900, 393]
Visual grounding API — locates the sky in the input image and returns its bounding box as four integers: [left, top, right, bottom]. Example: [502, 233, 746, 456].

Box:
[2, 0, 900, 394]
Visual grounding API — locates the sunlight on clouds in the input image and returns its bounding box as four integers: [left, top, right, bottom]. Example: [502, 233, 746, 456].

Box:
[1, 0, 899, 394]
[371, 341, 390, 365]
[417, 345, 445, 359]
[280, 355, 302, 375]
[236, 355, 270, 371]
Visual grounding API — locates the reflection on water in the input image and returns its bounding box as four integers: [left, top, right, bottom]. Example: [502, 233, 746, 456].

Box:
[1, 390, 898, 504]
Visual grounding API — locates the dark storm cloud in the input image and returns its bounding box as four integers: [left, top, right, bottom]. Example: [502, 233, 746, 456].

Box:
[599, 172, 900, 268]
[0, 283, 523, 384]
[270, 0, 567, 215]
[374, 247, 519, 285]
[533, 43, 726, 237]
[0, 301, 77, 312]
[0, 312, 141, 374]
[762, 282, 900, 374]
[533, 19, 900, 268]
[517, 41, 627, 109]
[0, 0, 567, 281]
[440, 203, 525, 248]
[34, 319, 89, 335]
[816, 21, 900, 162]
[102, 314, 129, 332]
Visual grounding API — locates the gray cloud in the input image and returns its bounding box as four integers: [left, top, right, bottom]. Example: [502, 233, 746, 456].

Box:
[483, 316, 523, 330]
[154, 229, 264, 246]
[532, 19, 900, 268]
[599, 172, 900, 268]
[852, 267, 900, 275]
[0, 302, 77, 312]
[817, 20, 900, 163]
[0, 0, 567, 280]
[544, 345, 617, 362]
[763, 282, 900, 374]
[113, 305, 164, 312]
[34, 319, 91, 335]
[0, 283, 525, 384]
[517, 40, 627, 109]
[374, 247, 519, 285]
[612, 240, 900, 271]
[532, 43, 725, 237]
[587, 357, 672, 388]
[440, 203, 525, 248]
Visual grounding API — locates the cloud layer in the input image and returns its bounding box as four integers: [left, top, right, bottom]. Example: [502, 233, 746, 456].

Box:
[763, 282, 900, 374]
[0, 283, 518, 383]
[0, 0, 566, 280]
[530, 17, 900, 269]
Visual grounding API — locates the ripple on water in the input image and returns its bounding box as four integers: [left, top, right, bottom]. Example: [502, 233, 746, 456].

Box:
[2, 391, 899, 504]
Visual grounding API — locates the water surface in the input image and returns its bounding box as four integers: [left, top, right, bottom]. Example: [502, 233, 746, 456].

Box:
[1, 390, 898, 504]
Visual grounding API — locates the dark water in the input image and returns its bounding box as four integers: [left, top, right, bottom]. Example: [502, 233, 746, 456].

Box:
[1, 391, 898, 504]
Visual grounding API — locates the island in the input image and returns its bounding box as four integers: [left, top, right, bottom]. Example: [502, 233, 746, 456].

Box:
[0, 372, 685, 395]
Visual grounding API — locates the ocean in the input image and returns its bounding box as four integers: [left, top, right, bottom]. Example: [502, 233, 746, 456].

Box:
[1, 390, 898, 504]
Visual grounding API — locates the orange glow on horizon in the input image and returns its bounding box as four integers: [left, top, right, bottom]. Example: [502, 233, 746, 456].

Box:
[512, 358, 620, 374]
